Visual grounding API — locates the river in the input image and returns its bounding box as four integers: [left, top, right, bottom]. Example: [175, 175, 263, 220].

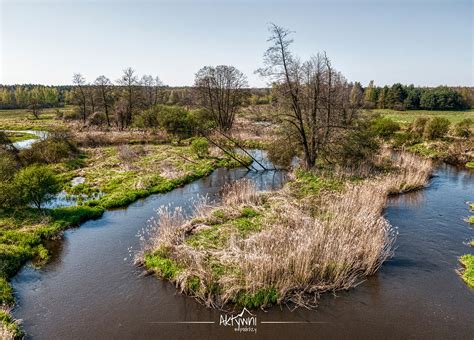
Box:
[1, 130, 48, 149]
[11, 157, 474, 339]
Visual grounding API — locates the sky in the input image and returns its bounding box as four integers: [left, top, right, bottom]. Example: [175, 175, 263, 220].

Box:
[0, 0, 472, 87]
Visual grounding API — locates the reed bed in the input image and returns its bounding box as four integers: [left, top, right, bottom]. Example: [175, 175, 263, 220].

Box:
[138, 151, 433, 309]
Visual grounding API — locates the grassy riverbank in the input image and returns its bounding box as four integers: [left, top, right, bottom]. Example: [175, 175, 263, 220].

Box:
[59, 144, 247, 209]
[140, 152, 433, 309]
[3, 131, 39, 142]
[459, 254, 474, 288]
[0, 142, 249, 338]
[458, 202, 474, 289]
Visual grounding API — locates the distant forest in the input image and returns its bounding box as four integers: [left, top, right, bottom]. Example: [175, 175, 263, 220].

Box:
[0, 82, 472, 111]
[351, 82, 473, 111]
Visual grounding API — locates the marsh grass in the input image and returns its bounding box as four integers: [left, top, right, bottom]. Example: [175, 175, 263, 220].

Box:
[0, 307, 23, 339]
[458, 254, 474, 288]
[140, 151, 433, 309]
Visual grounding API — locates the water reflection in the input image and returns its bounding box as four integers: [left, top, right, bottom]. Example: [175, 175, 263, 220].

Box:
[388, 188, 426, 207]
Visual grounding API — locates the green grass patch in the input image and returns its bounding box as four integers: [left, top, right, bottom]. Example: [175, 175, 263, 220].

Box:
[291, 169, 343, 197]
[211, 209, 228, 222]
[233, 287, 278, 308]
[373, 108, 474, 125]
[240, 206, 260, 218]
[0, 278, 13, 305]
[144, 251, 183, 280]
[459, 254, 474, 288]
[185, 224, 230, 249]
[186, 207, 263, 249]
[232, 216, 263, 236]
[408, 143, 443, 159]
[4, 131, 39, 142]
[0, 309, 24, 339]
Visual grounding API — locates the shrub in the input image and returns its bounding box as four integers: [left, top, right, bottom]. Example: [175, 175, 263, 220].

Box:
[88, 112, 108, 126]
[20, 129, 77, 164]
[0, 132, 17, 153]
[371, 117, 400, 139]
[157, 106, 195, 137]
[423, 117, 450, 140]
[134, 105, 196, 138]
[134, 108, 160, 129]
[0, 150, 18, 182]
[267, 137, 297, 167]
[453, 118, 472, 138]
[191, 138, 209, 158]
[63, 107, 82, 121]
[55, 108, 64, 119]
[20, 139, 70, 164]
[392, 131, 420, 147]
[0, 181, 22, 209]
[14, 164, 61, 210]
[331, 120, 380, 165]
[189, 108, 216, 131]
[410, 117, 429, 138]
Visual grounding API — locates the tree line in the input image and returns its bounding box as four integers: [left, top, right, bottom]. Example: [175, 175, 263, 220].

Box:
[0, 85, 66, 110]
[64, 65, 248, 130]
[351, 81, 472, 110]
[2, 80, 471, 115]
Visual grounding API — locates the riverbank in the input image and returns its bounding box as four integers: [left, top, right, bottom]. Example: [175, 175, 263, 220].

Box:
[139, 152, 433, 309]
[372, 108, 474, 168]
[0, 143, 250, 338]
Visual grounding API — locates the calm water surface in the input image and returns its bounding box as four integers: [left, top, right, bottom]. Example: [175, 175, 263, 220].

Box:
[11, 159, 474, 339]
[0, 130, 48, 149]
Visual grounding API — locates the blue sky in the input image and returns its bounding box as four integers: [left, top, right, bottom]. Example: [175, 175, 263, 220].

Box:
[0, 0, 472, 87]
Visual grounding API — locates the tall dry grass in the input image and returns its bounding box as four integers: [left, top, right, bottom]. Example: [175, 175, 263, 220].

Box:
[379, 150, 433, 194]
[139, 151, 433, 309]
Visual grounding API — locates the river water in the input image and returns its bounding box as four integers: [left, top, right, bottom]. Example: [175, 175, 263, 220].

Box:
[11, 158, 474, 339]
[1, 130, 48, 149]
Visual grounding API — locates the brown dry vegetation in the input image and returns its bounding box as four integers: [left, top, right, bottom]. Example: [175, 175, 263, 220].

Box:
[138, 151, 432, 309]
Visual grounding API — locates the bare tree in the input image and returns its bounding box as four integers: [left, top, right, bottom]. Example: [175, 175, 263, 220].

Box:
[257, 24, 355, 169]
[153, 76, 165, 105]
[141, 74, 155, 109]
[117, 67, 139, 128]
[87, 86, 96, 114]
[94, 75, 114, 126]
[350, 82, 364, 108]
[72, 73, 87, 124]
[194, 65, 248, 131]
[28, 93, 42, 119]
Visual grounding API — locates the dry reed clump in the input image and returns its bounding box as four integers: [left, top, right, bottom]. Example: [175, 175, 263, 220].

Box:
[139, 151, 433, 309]
[380, 151, 432, 194]
[221, 179, 260, 206]
[117, 144, 145, 163]
[73, 129, 168, 147]
[158, 161, 186, 180]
